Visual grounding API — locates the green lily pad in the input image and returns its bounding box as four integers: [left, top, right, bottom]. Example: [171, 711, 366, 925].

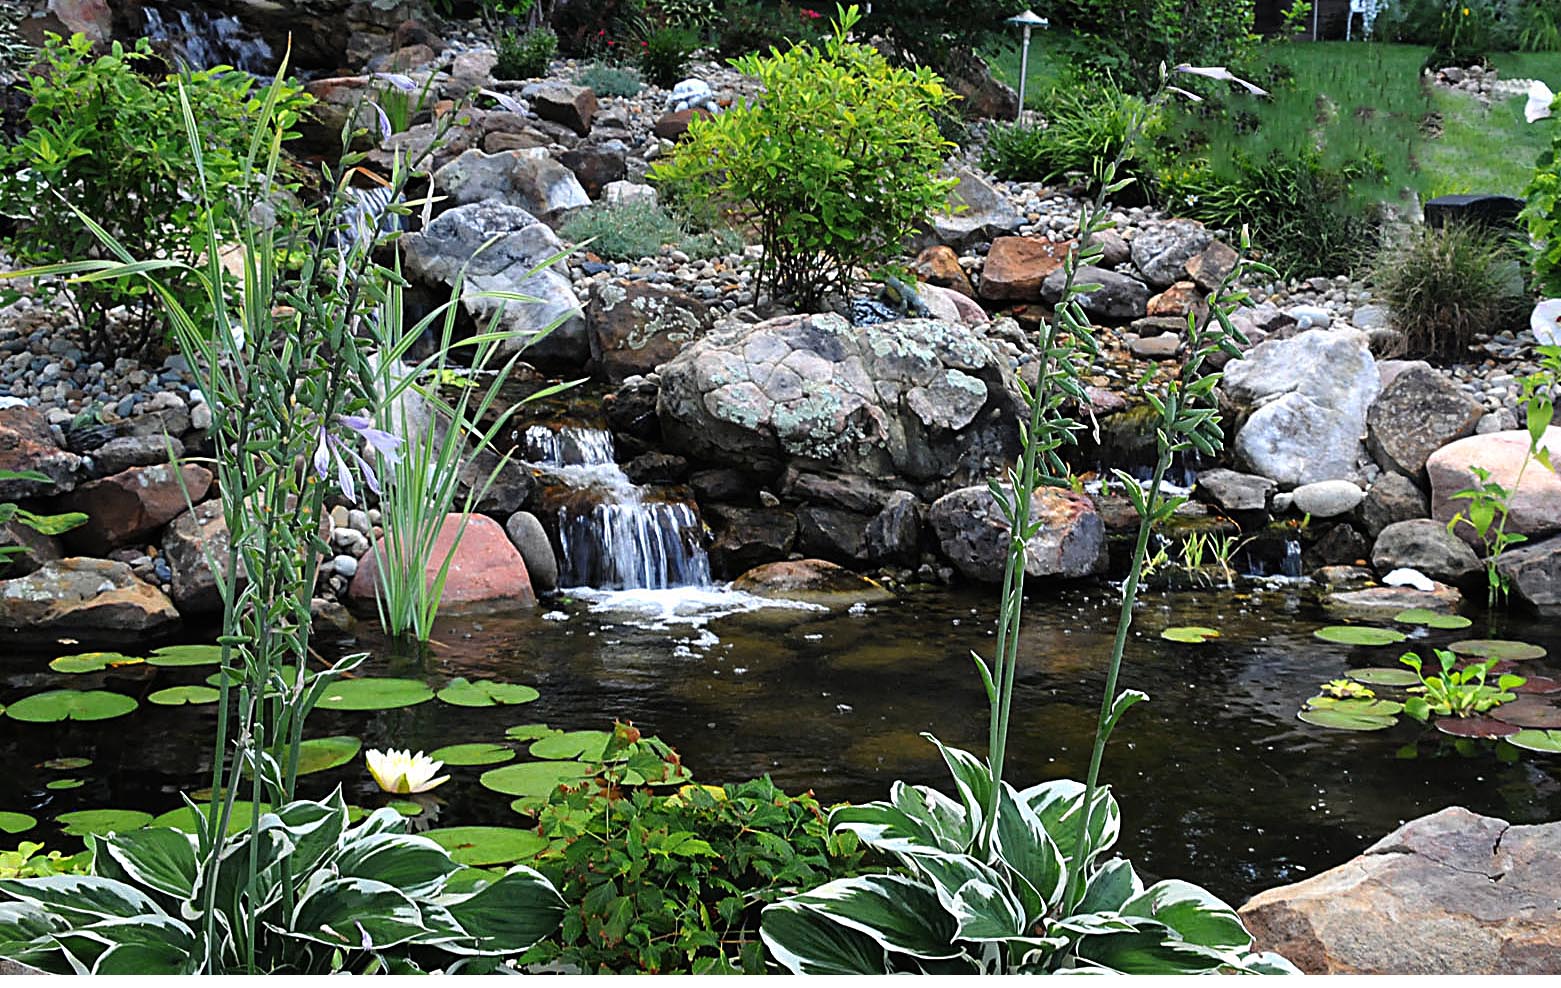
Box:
[39, 757, 91, 771]
[148, 685, 222, 706]
[1160, 626, 1220, 643]
[6, 689, 139, 723]
[430, 743, 516, 767]
[47, 651, 142, 674]
[1508, 729, 1561, 753]
[1297, 708, 1398, 731]
[425, 826, 547, 867]
[1449, 640, 1548, 662]
[436, 678, 540, 708]
[45, 779, 83, 791]
[152, 801, 269, 836]
[389, 800, 425, 817]
[56, 808, 154, 838]
[0, 811, 37, 834]
[528, 730, 613, 762]
[479, 761, 590, 799]
[1306, 696, 1404, 717]
[1393, 609, 1472, 630]
[1314, 626, 1407, 647]
[295, 736, 362, 776]
[316, 677, 434, 711]
[505, 723, 560, 742]
[1346, 667, 1422, 687]
[147, 644, 223, 667]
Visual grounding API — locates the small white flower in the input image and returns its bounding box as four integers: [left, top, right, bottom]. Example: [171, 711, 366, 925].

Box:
[365, 748, 449, 794]
[1527, 81, 1556, 123]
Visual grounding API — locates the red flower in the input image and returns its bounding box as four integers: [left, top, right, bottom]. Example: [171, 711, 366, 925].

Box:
[800, 7, 822, 17]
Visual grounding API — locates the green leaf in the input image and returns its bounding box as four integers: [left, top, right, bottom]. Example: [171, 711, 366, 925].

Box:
[1313, 626, 1407, 647]
[44, 779, 82, 791]
[1160, 626, 1219, 643]
[331, 832, 459, 898]
[0, 811, 37, 834]
[424, 826, 547, 867]
[1075, 924, 1231, 974]
[1346, 667, 1421, 687]
[443, 865, 564, 952]
[1078, 857, 1143, 914]
[435, 677, 540, 708]
[7, 690, 139, 723]
[1120, 879, 1250, 952]
[293, 735, 362, 776]
[1297, 706, 1398, 731]
[478, 761, 591, 798]
[56, 809, 153, 838]
[289, 876, 431, 950]
[0, 875, 164, 926]
[527, 730, 612, 761]
[923, 734, 991, 836]
[145, 644, 223, 667]
[761, 899, 889, 975]
[429, 743, 515, 767]
[147, 686, 221, 706]
[1507, 729, 1561, 753]
[776, 874, 961, 961]
[504, 723, 559, 742]
[47, 652, 143, 674]
[315, 677, 435, 711]
[950, 878, 1025, 942]
[993, 783, 1066, 920]
[96, 827, 198, 898]
[1393, 609, 1472, 630]
[1449, 639, 1548, 662]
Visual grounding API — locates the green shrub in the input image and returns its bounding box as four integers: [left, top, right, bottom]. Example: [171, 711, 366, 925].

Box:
[575, 59, 643, 96]
[981, 78, 1159, 194]
[1525, 96, 1561, 296]
[0, 33, 311, 357]
[639, 25, 698, 88]
[1368, 221, 1529, 360]
[495, 25, 558, 79]
[654, 5, 956, 308]
[559, 199, 742, 260]
[1519, 0, 1561, 51]
[1029, 0, 1258, 96]
[553, 0, 650, 55]
[524, 775, 873, 974]
[651, 0, 720, 31]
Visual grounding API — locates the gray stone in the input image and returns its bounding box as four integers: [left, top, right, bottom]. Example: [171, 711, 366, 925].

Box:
[1324, 582, 1462, 620]
[1196, 468, 1275, 513]
[1366, 363, 1484, 479]
[705, 504, 797, 577]
[0, 519, 61, 577]
[919, 166, 1023, 250]
[432, 148, 590, 226]
[1357, 472, 1429, 539]
[797, 505, 872, 563]
[1040, 264, 1150, 320]
[587, 280, 712, 384]
[1495, 534, 1561, 608]
[529, 82, 596, 136]
[1240, 806, 1561, 974]
[0, 557, 180, 644]
[1130, 219, 1214, 288]
[0, 405, 80, 498]
[1291, 480, 1365, 519]
[90, 434, 186, 476]
[162, 501, 239, 616]
[731, 558, 894, 607]
[930, 485, 1106, 582]
[864, 490, 920, 565]
[504, 510, 558, 593]
[1371, 519, 1481, 585]
[1128, 334, 1180, 360]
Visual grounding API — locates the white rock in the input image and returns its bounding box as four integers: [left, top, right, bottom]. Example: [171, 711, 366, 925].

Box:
[1383, 567, 1436, 592]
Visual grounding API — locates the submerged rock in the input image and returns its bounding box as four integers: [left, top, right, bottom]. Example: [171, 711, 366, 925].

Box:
[348, 514, 536, 613]
[0, 557, 179, 643]
[1240, 806, 1561, 974]
[1323, 582, 1461, 620]
[730, 558, 893, 606]
[930, 485, 1106, 582]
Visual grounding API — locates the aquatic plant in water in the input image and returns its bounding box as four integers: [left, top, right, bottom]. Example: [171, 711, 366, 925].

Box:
[759, 60, 1296, 975]
[366, 748, 451, 794]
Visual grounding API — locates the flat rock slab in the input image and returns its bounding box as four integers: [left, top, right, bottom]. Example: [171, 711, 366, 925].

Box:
[1240, 806, 1561, 974]
[0, 557, 179, 644]
[1323, 583, 1461, 620]
[731, 558, 893, 607]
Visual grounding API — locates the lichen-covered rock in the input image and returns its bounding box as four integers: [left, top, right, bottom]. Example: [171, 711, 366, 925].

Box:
[1366, 362, 1484, 479]
[1323, 582, 1461, 620]
[656, 314, 1023, 489]
[1130, 218, 1214, 287]
[0, 405, 80, 499]
[0, 557, 179, 643]
[1428, 428, 1561, 542]
[587, 280, 712, 384]
[432, 148, 590, 226]
[930, 485, 1106, 582]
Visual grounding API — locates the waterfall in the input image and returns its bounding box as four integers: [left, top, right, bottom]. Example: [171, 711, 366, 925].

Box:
[1280, 539, 1303, 579]
[524, 425, 711, 591]
[142, 5, 274, 75]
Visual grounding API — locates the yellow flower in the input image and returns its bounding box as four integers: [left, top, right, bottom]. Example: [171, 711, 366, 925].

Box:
[1462, 7, 1470, 15]
[365, 748, 449, 794]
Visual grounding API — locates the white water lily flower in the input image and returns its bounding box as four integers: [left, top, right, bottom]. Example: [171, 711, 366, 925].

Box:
[366, 748, 449, 794]
[1527, 81, 1556, 123]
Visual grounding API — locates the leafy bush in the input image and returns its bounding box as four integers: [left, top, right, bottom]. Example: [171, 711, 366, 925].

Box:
[1518, 0, 1561, 51]
[651, 0, 720, 31]
[1525, 105, 1561, 296]
[576, 59, 643, 96]
[0, 842, 91, 880]
[495, 25, 558, 79]
[1028, 0, 1257, 96]
[1373, 0, 1522, 62]
[715, 1, 819, 58]
[0, 33, 311, 358]
[524, 775, 872, 973]
[982, 78, 1159, 195]
[559, 200, 742, 260]
[1367, 221, 1528, 360]
[654, 5, 956, 308]
[639, 26, 699, 88]
[0, 792, 564, 974]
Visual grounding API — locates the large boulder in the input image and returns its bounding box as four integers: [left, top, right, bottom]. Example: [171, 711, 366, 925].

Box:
[401, 201, 587, 365]
[58, 463, 213, 555]
[979, 236, 1074, 303]
[1370, 519, 1481, 585]
[432, 148, 590, 226]
[705, 504, 797, 577]
[1240, 806, 1561, 974]
[1040, 265, 1149, 320]
[586, 281, 713, 384]
[0, 406, 80, 499]
[656, 314, 1023, 488]
[1223, 329, 1381, 487]
[930, 485, 1106, 582]
[1428, 428, 1561, 542]
[162, 501, 238, 616]
[1366, 362, 1484, 479]
[0, 557, 179, 644]
[1130, 219, 1214, 288]
[1496, 534, 1561, 608]
[348, 513, 536, 613]
[919, 166, 1022, 250]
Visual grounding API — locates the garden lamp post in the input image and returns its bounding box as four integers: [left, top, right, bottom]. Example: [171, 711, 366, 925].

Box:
[1006, 9, 1049, 120]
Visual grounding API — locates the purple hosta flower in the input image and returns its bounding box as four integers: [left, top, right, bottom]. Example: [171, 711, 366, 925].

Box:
[313, 414, 403, 503]
[368, 100, 393, 142]
[376, 72, 418, 93]
[479, 88, 526, 116]
[1174, 64, 1269, 97]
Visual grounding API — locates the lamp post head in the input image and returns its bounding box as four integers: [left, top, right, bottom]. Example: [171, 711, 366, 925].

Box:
[1006, 9, 1050, 28]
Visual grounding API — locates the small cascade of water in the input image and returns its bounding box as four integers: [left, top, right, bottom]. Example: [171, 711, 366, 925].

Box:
[525, 425, 711, 591]
[142, 5, 274, 75]
[1280, 539, 1304, 579]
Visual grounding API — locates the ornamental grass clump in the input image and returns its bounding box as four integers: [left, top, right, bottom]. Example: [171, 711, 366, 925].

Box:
[653, 4, 955, 310]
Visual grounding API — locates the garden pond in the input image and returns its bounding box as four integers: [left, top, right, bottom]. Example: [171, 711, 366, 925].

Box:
[3, 580, 1560, 904]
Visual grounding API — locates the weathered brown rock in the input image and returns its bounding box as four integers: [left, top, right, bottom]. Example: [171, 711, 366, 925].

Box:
[979, 236, 1075, 303]
[530, 83, 597, 136]
[706, 505, 797, 577]
[587, 280, 712, 384]
[0, 557, 179, 644]
[1367, 363, 1484, 480]
[911, 245, 975, 297]
[731, 558, 893, 606]
[1429, 428, 1561, 542]
[653, 107, 710, 141]
[1145, 280, 1207, 321]
[931, 485, 1106, 582]
[1184, 240, 1239, 291]
[162, 501, 239, 616]
[348, 513, 535, 613]
[59, 464, 213, 555]
[1323, 582, 1462, 620]
[1240, 806, 1561, 974]
[0, 406, 80, 499]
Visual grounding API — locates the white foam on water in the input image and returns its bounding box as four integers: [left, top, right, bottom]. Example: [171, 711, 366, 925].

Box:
[565, 585, 826, 632]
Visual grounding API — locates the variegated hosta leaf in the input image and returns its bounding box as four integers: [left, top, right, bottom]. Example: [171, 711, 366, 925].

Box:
[831, 785, 966, 857]
[923, 734, 992, 836]
[96, 828, 200, 901]
[776, 874, 963, 961]
[330, 832, 458, 899]
[1020, 779, 1121, 870]
[950, 878, 1026, 942]
[0, 875, 167, 926]
[1072, 920, 1236, 975]
[761, 900, 889, 975]
[288, 876, 432, 951]
[1120, 879, 1250, 954]
[53, 913, 200, 975]
[907, 848, 1009, 916]
[441, 865, 565, 953]
[993, 782, 1067, 922]
[1076, 856, 1143, 915]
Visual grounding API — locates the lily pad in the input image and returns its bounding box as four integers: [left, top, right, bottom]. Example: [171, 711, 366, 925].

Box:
[505, 723, 560, 742]
[147, 644, 223, 667]
[6, 689, 138, 723]
[425, 826, 547, 867]
[316, 678, 434, 712]
[1490, 697, 1561, 730]
[48, 651, 143, 674]
[389, 800, 425, 817]
[436, 678, 540, 708]
[1449, 640, 1548, 662]
[1515, 675, 1561, 695]
[295, 736, 362, 776]
[1508, 729, 1561, 753]
[45, 779, 83, 791]
[528, 730, 613, 762]
[1313, 626, 1407, 647]
[1346, 667, 1421, 687]
[1393, 609, 1472, 630]
[479, 760, 590, 799]
[1160, 626, 1220, 643]
[1297, 707, 1398, 731]
[1305, 696, 1404, 717]
[39, 757, 91, 771]
[56, 808, 154, 838]
[0, 812, 37, 834]
[1435, 717, 1520, 739]
[430, 742, 516, 767]
[152, 801, 269, 835]
[148, 685, 221, 706]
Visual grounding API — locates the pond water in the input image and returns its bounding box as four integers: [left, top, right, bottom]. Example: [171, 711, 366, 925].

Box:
[4, 579, 1559, 904]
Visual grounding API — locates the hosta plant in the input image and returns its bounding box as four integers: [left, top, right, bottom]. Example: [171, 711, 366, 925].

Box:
[0, 790, 563, 974]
